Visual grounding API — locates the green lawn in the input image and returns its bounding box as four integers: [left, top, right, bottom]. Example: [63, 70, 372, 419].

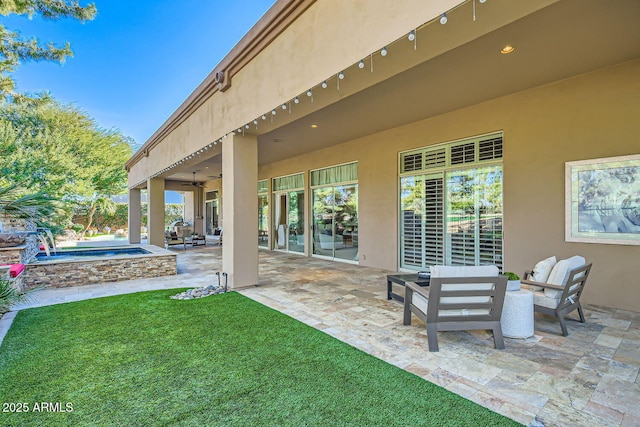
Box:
[0, 291, 521, 426]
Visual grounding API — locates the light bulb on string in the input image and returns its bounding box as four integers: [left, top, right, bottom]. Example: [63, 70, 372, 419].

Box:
[321, 80, 327, 89]
[358, 60, 365, 69]
[294, 96, 299, 104]
[380, 46, 388, 57]
[440, 13, 447, 24]
[409, 30, 417, 50]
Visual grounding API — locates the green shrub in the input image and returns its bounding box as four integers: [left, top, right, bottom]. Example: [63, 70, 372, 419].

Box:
[0, 279, 27, 314]
[504, 272, 520, 281]
[70, 223, 84, 233]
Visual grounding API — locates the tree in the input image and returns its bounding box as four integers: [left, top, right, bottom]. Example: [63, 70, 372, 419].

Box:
[0, 96, 133, 236]
[0, 0, 96, 98]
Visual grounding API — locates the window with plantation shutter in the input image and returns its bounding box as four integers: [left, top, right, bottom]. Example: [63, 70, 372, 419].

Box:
[402, 152, 423, 173]
[424, 177, 445, 266]
[450, 142, 475, 165]
[424, 148, 446, 170]
[478, 136, 503, 161]
[399, 133, 503, 271]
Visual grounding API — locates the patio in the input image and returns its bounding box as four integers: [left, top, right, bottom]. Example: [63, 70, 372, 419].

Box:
[4, 244, 639, 426]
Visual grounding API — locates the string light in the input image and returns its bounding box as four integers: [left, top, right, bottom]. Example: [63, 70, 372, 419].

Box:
[203, 5, 467, 154]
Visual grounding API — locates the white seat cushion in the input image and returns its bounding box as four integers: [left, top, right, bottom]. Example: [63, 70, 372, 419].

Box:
[545, 256, 585, 298]
[532, 290, 560, 309]
[412, 291, 429, 314]
[430, 265, 499, 278]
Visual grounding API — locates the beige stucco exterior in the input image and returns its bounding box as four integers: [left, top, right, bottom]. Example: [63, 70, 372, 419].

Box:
[257, 59, 640, 311]
[127, 0, 640, 310]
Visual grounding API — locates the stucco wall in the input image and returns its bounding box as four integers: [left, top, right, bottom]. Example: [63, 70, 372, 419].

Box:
[258, 58, 640, 311]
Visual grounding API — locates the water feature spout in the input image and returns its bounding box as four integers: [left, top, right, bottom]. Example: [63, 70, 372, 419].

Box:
[36, 228, 57, 256]
[45, 229, 57, 255]
[37, 234, 51, 257]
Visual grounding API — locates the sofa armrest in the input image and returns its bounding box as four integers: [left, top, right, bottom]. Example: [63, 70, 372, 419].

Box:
[520, 279, 563, 291]
[406, 281, 429, 297]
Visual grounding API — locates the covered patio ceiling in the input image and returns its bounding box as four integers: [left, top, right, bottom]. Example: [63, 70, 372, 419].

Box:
[166, 0, 640, 184]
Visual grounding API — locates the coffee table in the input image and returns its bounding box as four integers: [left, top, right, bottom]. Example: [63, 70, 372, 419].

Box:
[187, 235, 207, 247]
[387, 273, 430, 303]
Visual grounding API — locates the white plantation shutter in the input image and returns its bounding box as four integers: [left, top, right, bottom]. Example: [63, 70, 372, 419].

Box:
[400, 133, 503, 271]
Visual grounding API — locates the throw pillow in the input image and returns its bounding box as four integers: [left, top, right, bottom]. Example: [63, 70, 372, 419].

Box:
[545, 255, 586, 299]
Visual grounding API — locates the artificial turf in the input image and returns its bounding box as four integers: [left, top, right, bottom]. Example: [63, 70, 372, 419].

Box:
[0, 290, 521, 426]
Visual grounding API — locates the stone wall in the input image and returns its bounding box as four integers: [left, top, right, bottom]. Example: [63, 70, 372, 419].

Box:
[0, 246, 25, 264]
[23, 254, 177, 289]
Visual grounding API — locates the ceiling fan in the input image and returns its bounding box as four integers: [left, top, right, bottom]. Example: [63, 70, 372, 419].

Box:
[182, 171, 204, 188]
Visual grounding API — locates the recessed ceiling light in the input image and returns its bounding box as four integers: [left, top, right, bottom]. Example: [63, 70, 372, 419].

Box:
[310, 124, 318, 129]
[501, 45, 515, 54]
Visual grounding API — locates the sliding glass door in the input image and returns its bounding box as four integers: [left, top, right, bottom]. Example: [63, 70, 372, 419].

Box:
[312, 185, 358, 261]
[311, 162, 358, 262]
[205, 191, 219, 236]
[273, 190, 305, 253]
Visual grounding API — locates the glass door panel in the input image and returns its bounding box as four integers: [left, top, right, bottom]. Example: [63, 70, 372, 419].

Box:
[288, 190, 305, 253]
[334, 185, 358, 261]
[258, 195, 268, 247]
[205, 198, 218, 236]
[273, 191, 305, 253]
[312, 187, 334, 257]
[274, 193, 287, 250]
[312, 185, 358, 261]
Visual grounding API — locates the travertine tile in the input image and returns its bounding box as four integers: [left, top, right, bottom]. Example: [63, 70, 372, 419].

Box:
[583, 401, 624, 425]
[591, 375, 640, 418]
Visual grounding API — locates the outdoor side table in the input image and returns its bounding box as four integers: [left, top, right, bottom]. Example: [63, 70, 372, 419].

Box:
[386, 273, 430, 303]
[500, 289, 534, 338]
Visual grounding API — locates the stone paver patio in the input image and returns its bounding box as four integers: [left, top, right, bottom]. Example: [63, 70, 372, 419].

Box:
[2, 245, 639, 426]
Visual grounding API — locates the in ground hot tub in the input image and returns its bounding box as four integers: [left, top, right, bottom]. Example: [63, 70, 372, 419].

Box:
[24, 245, 177, 289]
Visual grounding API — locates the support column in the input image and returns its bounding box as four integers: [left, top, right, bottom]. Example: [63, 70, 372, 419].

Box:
[222, 133, 258, 289]
[183, 188, 204, 235]
[128, 187, 142, 244]
[183, 191, 195, 225]
[147, 177, 165, 248]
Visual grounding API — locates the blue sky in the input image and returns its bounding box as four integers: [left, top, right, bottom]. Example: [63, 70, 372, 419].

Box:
[5, 0, 277, 147]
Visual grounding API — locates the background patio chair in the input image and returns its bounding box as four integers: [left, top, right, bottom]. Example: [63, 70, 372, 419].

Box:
[522, 258, 592, 336]
[403, 265, 508, 352]
[211, 228, 222, 245]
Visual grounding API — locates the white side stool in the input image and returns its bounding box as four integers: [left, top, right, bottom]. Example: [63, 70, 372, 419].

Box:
[500, 289, 534, 338]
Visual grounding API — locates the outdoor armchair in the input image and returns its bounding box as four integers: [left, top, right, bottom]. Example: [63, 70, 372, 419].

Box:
[522, 257, 592, 336]
[403, 265, 508, 352]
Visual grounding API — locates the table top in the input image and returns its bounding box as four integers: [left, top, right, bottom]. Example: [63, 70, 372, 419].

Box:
[387, 273, 430, 285]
